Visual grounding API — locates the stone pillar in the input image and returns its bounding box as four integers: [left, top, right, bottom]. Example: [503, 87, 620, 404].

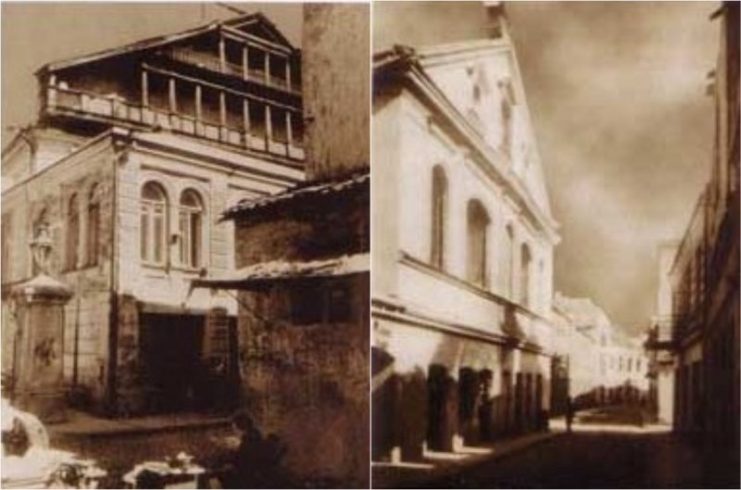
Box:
[10, 275, 72, 422]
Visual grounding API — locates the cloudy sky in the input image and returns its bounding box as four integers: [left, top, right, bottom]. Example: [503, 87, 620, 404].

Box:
[2, 2, 719, 333]
[376, 1, 718, 333]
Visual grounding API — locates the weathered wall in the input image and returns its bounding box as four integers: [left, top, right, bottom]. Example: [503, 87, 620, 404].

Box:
[302, 3, 370, 180]
[239, 274, 369, 486]
[1, 134, 115, 407]
[373, 89, 554, 321]
[111, 131, 302, 413]
[373, 314, 551, 459]
[233, 184, 369, 486]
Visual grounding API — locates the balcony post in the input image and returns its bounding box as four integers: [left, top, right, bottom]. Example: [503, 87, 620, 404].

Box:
[141, 70, 149, 108]
[242, 46, 249, 81]
[48, 74, 57, 108]
[286, 59, 292, 90]
[195, 84, 202, 121]
[168, 77, 177, 113]
[242, 99, 250, 147]
[286, 110, 293, 149]
[264, 52, 270, 86]
[265, 104, 273, 147]
[219, 35, 226, 73]
[219, 91, 227, 141]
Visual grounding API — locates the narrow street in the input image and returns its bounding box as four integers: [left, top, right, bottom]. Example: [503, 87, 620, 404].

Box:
[427, 406, 739, 489]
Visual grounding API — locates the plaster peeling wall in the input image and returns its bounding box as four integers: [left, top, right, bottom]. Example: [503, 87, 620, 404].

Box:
[302, 3, 370, 179]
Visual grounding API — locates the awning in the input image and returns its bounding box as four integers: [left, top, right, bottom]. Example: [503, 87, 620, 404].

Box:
[190, 253, 369, 290]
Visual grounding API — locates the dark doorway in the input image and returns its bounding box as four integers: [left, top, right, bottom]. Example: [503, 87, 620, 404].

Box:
[140, 314, 205, 412]
[427, 364, 458, 451]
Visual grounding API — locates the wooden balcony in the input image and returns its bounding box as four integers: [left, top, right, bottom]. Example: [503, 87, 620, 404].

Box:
[163, 47, 301, 95]
[46, 85, 305, 161]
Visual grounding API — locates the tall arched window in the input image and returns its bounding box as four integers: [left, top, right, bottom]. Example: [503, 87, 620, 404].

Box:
[520, 242, 531, 307]
[466, 199, 491, 288]
[430, 166, 447, 269]
[86, 183, 101, 266]
[503, 224, 514, 299]
[179, 189, 204, 268]
[66, 193, 80, 270]
[140, 182, 168, 265]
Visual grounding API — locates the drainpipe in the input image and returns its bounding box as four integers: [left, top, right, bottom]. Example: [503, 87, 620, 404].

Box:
[106, 132, 128, 415]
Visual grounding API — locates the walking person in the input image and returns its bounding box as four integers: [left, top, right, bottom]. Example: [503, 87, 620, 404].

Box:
[565, 396, 575, 433]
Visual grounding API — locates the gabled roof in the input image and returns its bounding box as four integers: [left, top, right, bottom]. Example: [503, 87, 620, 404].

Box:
[38, 12, 296, 75]
[374, 44, 559, 241]
[226, 12, 293, 48]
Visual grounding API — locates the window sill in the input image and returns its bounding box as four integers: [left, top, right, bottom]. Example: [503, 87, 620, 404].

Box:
[171, 265, 204, 275]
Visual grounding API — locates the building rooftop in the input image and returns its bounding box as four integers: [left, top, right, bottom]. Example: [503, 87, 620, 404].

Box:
[222, 171, 369, 220]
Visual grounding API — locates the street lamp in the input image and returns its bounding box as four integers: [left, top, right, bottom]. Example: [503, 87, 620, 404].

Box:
[29, 223, 52, 276]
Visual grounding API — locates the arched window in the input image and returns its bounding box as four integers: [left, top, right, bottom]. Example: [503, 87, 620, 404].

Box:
[140, 182, 168, 265]
[520, 242, 531, 307]
[179, 189, 204, 268]
[430, 166, 447, 269]
[503, 224, 514, 299]
[86, 183, 101, 266]
[466, 199, 490, 288]
[66, 193, 80, 270]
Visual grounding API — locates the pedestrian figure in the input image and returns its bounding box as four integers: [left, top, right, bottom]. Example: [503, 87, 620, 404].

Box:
[565, 396, 575, 433]
[224, 411, 289, 488]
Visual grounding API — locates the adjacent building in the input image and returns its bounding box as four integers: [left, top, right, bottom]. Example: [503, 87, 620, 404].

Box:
[645, 241, 679, 425]
[192, 4, 370, 487]
[1, 13, 306, 416]
[664, 1, 739, 475]
[553, 293, 649, 409]
[371, 6, 560, 464]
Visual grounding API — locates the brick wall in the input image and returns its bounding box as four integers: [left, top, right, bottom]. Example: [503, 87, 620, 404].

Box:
[232, 185, 369, 486]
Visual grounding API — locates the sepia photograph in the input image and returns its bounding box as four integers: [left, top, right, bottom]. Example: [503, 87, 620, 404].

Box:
[1, 1, 739, 489]
[1, 2, 369, 488]
[370, 1, 739, 489]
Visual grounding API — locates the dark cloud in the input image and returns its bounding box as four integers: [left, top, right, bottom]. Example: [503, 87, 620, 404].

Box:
[507, 1, 717, 333]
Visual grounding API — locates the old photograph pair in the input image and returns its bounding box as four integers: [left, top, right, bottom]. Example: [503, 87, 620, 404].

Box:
[0, 1, 739, 489]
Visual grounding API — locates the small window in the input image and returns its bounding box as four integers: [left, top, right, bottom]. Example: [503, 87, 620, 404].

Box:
[66, 193, 80, 270]
[290, 280, 353, 326]
[86, 183, 101, 266]
[179, 189, 204, 268]
[2, 213, 13, 284]
[140, 182, 168, 265]
[520, 243, 531, 307]
[327, 284, 352, 323]
[466, 199, 491, 288]
[430, 166, 447, 269]
[291, 283, 324, 325]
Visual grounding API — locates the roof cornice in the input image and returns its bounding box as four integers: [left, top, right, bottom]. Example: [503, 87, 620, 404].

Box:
[375, 46, 559, 242]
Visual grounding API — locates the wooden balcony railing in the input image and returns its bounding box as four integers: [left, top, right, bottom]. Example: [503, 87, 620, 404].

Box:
[46, 85, 304, 161]
[163, 48, 301, 95]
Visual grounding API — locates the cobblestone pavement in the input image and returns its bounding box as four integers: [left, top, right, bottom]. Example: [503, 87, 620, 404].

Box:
[427, 406, 740, 489]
